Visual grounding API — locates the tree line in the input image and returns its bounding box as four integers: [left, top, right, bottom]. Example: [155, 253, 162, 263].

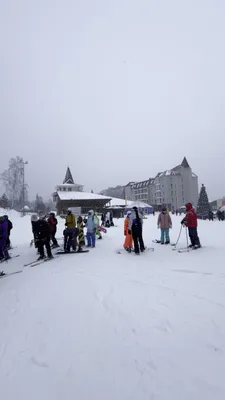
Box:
[0, 156, 54, 213]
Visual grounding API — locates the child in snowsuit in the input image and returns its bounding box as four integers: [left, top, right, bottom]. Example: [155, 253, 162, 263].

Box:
[0, 216, 10, 260]
[181, 203, 201, 249]
[123, 211, 133, 252]
[63, 227, 79, 252]
[86, 210, 97, 248]
[128, 207, 145, 254]
[158, 207, 172, 244]
[77, 216, 85, 250]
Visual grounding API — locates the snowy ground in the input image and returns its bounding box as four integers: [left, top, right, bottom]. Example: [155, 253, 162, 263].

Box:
[0, 212, 225, 400]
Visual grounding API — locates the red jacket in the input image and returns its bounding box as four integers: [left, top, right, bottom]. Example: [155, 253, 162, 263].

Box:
[184, 203, 198, 228]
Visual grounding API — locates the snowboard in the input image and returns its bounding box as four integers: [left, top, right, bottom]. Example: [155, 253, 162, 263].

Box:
[98, 226, 107, 233]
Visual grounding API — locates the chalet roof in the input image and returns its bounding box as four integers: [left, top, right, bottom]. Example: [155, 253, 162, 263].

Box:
[181, 157, 190, 168]
[57, 191, 111, 201]
[63, 167, 74, 184]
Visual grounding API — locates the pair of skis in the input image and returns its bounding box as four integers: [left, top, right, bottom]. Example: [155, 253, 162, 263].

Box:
[117, 247, 154, 255]
[0, 270, 23, 278]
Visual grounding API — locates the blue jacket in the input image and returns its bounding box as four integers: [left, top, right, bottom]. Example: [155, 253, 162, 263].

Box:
[86, 215, 97, 233]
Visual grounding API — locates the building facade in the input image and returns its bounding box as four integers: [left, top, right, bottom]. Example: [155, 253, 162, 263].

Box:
[101, 157, 198, 210]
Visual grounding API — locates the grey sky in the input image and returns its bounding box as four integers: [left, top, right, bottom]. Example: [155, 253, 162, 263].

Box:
[0, 0, 225, 200]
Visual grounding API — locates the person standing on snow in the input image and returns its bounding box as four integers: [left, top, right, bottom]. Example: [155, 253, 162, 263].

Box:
[128, 206, 145, 254]
[0, 216, 10, 260]
[94, 212, 102, 240]
[77, 216, 85, 250]
[105, 211, 111, 228]
[157, 206, 172, 244]
[65, 208, 76, 228]
[4, 215, 13, 250]
[124, 211, 133, 252]
[86, 210, 97, 248]
[35, 215, 53, 259]
[181, 203, 201, 249]
[48, 212, 59, 248]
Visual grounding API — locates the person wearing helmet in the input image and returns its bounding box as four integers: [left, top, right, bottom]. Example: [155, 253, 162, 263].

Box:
[128, 206, 145, 254]
[65, 208, 76, 228]
[181, 203, 201, 249]
[123, 211, 133, 252]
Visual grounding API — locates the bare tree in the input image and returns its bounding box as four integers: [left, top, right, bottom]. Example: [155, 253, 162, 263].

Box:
[1, 157, 24, 208]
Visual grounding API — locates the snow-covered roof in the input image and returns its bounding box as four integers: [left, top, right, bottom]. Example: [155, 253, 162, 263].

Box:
[108, 197, 133, 207]
[128, 201, 152, 208]
[57, 191, 111, 201]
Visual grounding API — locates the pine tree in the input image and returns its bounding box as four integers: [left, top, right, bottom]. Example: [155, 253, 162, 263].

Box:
[197, 184, 211, 216]
[0, 193, 9, 209]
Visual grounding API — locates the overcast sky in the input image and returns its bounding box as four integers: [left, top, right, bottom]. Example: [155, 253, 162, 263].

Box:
[0, 0, 225, 200]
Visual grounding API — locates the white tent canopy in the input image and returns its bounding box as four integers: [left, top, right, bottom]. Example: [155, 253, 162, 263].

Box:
[127, 201, 152, 209]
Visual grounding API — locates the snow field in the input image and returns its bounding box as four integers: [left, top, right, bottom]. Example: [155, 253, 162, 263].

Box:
[0, 213, 225, 400]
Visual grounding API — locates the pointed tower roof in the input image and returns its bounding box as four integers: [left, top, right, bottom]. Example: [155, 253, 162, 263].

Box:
[181, 157, 190, 168]
[63, 167, 74, 184]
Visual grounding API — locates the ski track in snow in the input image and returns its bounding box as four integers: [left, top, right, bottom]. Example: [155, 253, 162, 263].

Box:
[0, 212, 225, 399]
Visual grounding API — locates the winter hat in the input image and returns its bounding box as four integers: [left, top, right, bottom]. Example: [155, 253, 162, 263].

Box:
[68, 208, 72, 212]
[185, 203, 192, 211]
[127, 211, 132, 216]
[132, 206, 138, 211]
[31, 214, 38, 222]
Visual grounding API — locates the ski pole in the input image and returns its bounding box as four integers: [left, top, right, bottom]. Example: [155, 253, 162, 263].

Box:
[173, 224, 182, 249]
[185, 226, 189, 252]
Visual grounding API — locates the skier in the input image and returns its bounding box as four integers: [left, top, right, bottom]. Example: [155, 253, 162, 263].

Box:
[4, 215, 13, 250]
[65, 208, 76, 228]
[35, 215, 53, 259]
[0, 216, 10, 260]
[86, 210, 97, 248]
[181, 203, 201, 249]
[30, 214, 39, 249]
[48, 212, 59, 248]
[94, 212, 102, 240]
[157, 206, 172, 244]
[63, 226, 79, 252]
[101, 213, 105, 226]
[105, 211, 111, 228]
[77, 216, 85, 250]
[128, 206, 145, 254]
[110, 212, 114, 227]
[123, 211, 133, 252]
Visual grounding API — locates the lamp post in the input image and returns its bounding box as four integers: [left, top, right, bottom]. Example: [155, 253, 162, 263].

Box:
[22, 160, 28, 216]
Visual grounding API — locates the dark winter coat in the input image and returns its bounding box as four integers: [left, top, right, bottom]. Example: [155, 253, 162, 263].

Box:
[48, 215, 58, 234]
[129, 209, 143, 231]
[0, 219, 8, 239]
[35, 219, 51, 240]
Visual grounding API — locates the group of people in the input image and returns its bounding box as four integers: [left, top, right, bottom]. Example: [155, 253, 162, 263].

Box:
[0, 215, 13, 261]
[30, 208, 104, 260]
[123, 202, 201, 254]
[101, 211, 114, 228]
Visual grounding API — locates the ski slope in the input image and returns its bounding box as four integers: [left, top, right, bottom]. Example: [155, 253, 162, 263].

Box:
[0, 213, 225, 400]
